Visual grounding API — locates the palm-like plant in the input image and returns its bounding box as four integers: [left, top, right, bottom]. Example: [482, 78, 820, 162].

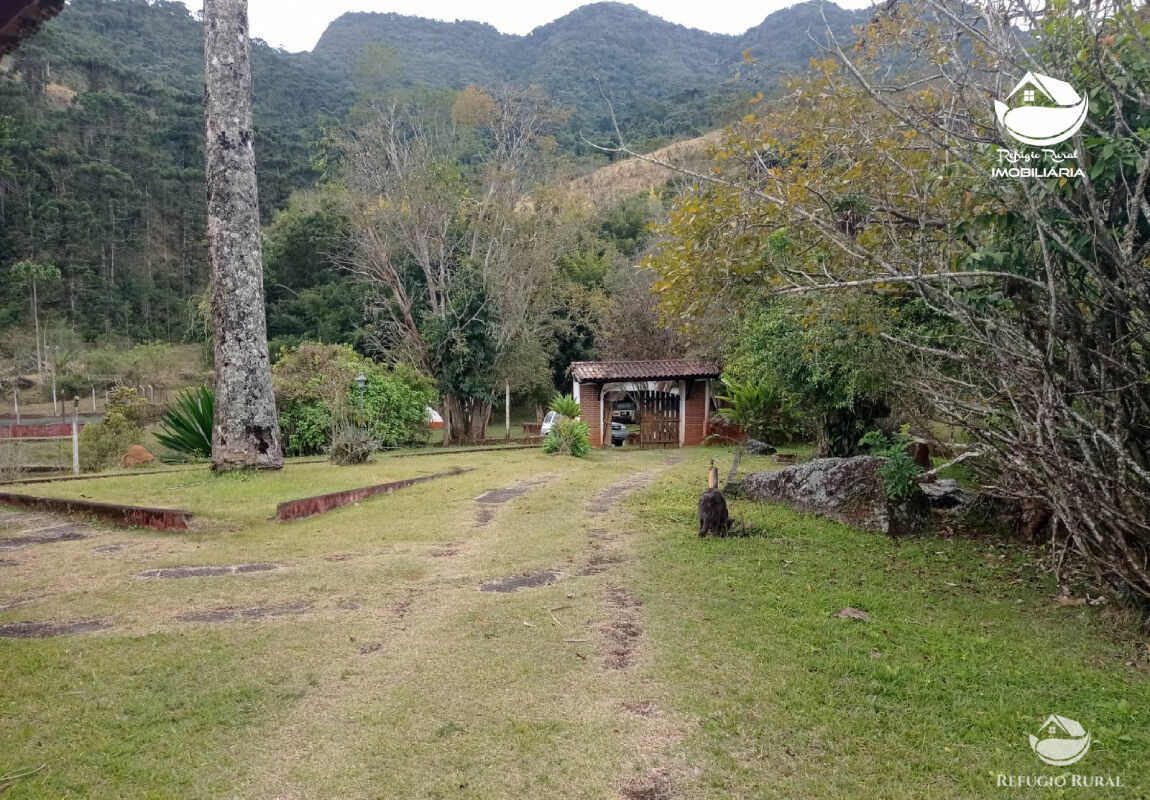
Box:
[713, 377, 803, 444]
[549, 393, 582, 419]
[154, 385, 214, 462]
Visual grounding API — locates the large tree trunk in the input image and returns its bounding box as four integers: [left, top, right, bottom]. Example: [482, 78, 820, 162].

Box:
[441, 394, 491, 445]
[203, 0, 282, 472]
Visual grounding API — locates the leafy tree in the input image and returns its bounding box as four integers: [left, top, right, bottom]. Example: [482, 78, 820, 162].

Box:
[642, 0, 1150, 599]
[722, 298, 896, 455]
[262, 192, 362, 351]
[10, 260, 60, 374]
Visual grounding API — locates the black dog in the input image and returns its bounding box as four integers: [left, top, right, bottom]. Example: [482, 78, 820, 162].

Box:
[697, 488, 731, 537]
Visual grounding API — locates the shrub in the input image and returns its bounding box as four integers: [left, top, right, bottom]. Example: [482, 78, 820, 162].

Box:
[106, 386, 157, 428]
[0, 440, 27, 483]
[724, 298, 895, 455]
[273, 343, 437, 456]
[860, 427, 922, 500]
[543, 418, 591, 457]
[154, 386, 214, 462]
[328, 419, 377, 465]
[78, 387, 149, 472]
[713, 377, 805, 444]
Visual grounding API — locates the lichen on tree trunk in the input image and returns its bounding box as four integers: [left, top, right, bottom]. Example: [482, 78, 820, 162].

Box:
[203, 0, 282, 472]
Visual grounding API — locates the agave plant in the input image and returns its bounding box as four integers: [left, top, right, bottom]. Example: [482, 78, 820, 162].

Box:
[154, 385, 214, 462]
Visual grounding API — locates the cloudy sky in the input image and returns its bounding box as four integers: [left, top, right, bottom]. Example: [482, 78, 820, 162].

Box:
[175, 0, 871, 52]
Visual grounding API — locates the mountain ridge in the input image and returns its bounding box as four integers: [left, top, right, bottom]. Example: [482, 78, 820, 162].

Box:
[309, 0, 869, 145]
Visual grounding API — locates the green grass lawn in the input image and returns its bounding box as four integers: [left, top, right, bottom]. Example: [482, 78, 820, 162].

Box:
[0, 447, 1146, 798]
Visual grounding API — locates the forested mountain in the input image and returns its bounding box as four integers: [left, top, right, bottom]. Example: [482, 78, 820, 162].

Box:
[0, 0, 350, 343]
[0, 0, 868, 347]
[315, 1, 869, 145]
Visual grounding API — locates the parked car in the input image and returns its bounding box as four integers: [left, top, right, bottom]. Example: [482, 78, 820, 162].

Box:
[611, 421, 629, 446]
[540, 410, 559, 436]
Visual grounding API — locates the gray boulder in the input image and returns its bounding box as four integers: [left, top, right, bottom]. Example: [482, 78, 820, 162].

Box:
[743, 439, 777, 455]
[918, 478, 966, 508]
[741, 456, 930, 536]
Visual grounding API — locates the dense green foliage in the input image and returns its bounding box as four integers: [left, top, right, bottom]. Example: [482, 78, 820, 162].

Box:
[0, 0, 867, 355]
[77, 386, 147, 471]
[312, 2, 866, 154]
[542, 419, 592, 457]
[723, 299, 897, 455]
[154, 385, 214, 462]
[859, 428, 923, 500]
[0, 0, 349, 344]
[272, 343, 435, 456]
[262, 193, 363, 351]
[712, 376, 804, 445]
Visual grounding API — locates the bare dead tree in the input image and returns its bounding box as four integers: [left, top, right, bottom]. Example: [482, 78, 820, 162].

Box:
[203, 0, 282, 471]
[339, 87, 590, 445]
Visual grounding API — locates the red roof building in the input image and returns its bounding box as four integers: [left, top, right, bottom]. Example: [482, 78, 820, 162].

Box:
[568, 360, 721, 449]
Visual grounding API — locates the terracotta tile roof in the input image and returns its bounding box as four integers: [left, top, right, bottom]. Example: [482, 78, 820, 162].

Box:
[569, 359, 720, 382]
[1, 0, 64, 56]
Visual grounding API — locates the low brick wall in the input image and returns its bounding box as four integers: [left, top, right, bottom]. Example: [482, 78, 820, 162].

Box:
[0, 423, 83, 439]
[0, 492, 192, 531]
[276, 467, 474, 522]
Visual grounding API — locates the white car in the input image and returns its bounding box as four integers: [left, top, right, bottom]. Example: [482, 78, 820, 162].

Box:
[540, 410, 559, 435]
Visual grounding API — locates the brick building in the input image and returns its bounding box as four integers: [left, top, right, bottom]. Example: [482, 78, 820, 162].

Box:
[569, 360, 720, 448]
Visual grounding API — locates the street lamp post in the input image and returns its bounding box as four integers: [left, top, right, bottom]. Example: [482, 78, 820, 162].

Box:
[355, 372, 366, 425]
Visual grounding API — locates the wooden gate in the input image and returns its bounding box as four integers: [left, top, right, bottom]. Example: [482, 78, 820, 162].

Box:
[638, 392, 679, 449]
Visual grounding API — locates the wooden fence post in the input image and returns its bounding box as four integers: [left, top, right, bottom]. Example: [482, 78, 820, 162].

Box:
[92, 386, 97, 413]
[13, 390, 18, 425]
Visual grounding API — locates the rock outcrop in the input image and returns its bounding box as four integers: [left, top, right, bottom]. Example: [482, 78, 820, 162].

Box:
[743, 439, 777, 456]
[741, 456, 930, 536]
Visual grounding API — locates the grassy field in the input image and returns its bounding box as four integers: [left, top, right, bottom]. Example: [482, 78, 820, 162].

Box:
[0, 447, 1146, 798]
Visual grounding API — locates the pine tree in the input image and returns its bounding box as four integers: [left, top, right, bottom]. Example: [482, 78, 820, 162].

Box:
[203, 0, 283, 471]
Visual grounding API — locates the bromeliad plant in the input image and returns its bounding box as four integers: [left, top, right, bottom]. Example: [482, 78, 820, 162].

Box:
[155, 385, 214, 462]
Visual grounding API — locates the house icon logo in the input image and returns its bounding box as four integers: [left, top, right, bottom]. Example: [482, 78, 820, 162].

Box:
[994, 72, 1088, 146]
[1029, 714, 1092, 766]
